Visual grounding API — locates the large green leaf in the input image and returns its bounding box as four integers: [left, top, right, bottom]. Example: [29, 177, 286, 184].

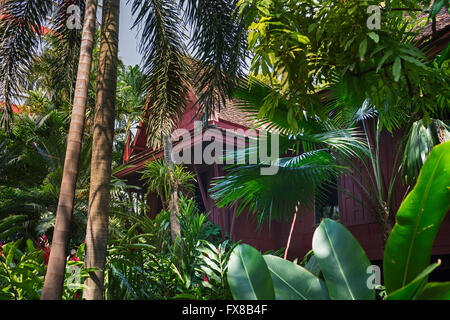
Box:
[0, 215, 27, 239]
[312, 219, 374, 300]
[263, 255, 329, 300]
[385, 261, 441, 300]
[227, 244, 275, 300]
[392, 56, 402, 81]
[384, 142, 450, 293]
[5, 239, 21, 267]
[417, 282, 450, 300]
[304, 254, 321, 277]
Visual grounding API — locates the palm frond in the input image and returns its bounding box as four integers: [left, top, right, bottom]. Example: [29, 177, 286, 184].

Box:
[214, 125, 368, 222]
[232, 78, 347, 137]
[0, 0, 53, 130]
[211, 79, 371, 225]
[180, 0, 248, 120]
[211, 149, 348, 224]
[46, 0, 86, 100]
[230, 79, 370, 160]
[323, 71, 410, 133]
[232, 78, 296, 134]
[140, 158, 196, 206]
[131, 0, 190, 148]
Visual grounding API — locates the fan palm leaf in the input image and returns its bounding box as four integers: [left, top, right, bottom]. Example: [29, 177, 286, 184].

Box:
[210, 80, 369, 224]
[211, 149, 348, 224]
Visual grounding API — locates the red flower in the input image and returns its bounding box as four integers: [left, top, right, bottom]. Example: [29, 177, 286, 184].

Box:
[43, 247, 51, 266]
[203, 273, 209, 282]
[69, 255, 80, 262]
[36, 237, 42, 250]
[37, 235, 51, 266]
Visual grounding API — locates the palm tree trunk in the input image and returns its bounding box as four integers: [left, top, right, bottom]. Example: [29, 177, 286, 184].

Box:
[163, 134, 182, 244]
[380, 201, 393, 244]
[83, 0, 120, 300]
[41, 0, 98, 300]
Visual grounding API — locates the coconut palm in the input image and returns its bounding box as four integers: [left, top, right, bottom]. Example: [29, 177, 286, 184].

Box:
[39, 0, 98, 300]
[0, 0, 99, 300]
[82, 0, 120, 300]
[0, 0, 87, 129]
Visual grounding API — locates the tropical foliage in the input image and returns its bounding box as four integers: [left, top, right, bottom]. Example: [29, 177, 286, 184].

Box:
[0, 0, 449, 301]
[211, 0, 450, 243]
[211, 79, 370, 224]
[0, 216, 91, 300]
[0, 0, 86, 130]
[238, 0, 449, 126]
[140, 159, 197, 211]
[227, 142, 450, 300]
[104, 196, 231, 300]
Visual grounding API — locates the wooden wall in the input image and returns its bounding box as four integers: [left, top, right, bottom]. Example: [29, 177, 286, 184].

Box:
[196, 123, 450, 262]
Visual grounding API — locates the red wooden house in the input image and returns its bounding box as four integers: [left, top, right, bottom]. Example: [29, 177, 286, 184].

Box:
[115, 10, 450, 279]
[115, 98, 450, 263]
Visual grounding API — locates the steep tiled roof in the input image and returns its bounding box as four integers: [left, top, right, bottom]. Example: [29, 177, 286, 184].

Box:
[215, 99, 254, 128]
[416, 7, 450, 40]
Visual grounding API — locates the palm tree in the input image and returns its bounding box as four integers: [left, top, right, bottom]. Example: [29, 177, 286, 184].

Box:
[0, 0, 53, 130]
[115, 65, 147, 137]
[0, 99, 93, 245]
[41, 0, 99, 300]
[130, 0, 247, 245]
[209, 79, 370, 255]
[82, 0, 120, 300]
[0, 0, 87, 129]
[0, 0, 98, 300]
[140, 158, 196, 242]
